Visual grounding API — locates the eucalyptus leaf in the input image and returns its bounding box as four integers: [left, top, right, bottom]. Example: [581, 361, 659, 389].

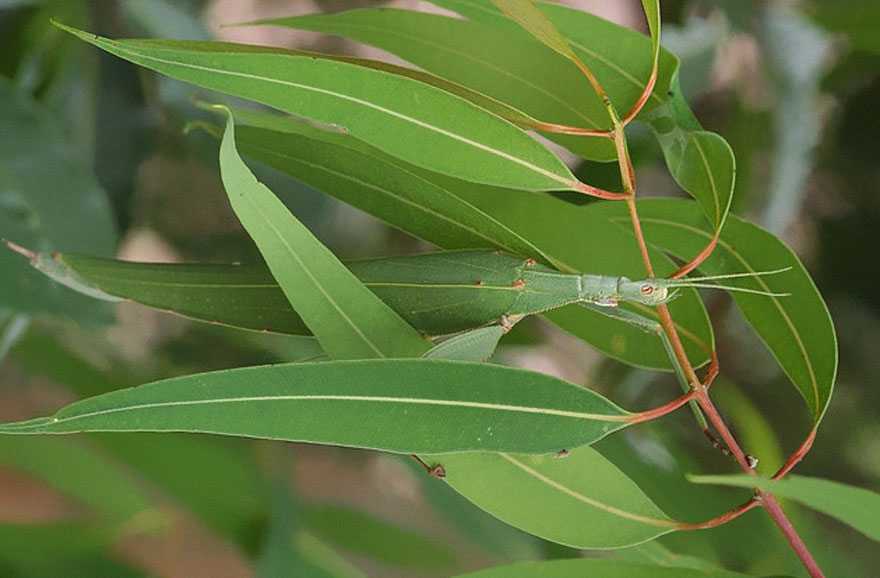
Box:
[216, 108, 429, 359]
[425, 448, 675, 549]
[251, 4, 676, 161]
[0, 359, 630, 454]
[55, 22, 578, 192]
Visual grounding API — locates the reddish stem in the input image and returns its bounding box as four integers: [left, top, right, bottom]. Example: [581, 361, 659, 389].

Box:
[760, 492, 825, 577]
[572, 181, 630, 200]
[774, 428, 817, 480]
[626, 390, 696, 424]
[676, 498, 759, 530]
[621, 57, 659, 125]
[529, 120, 614, 138]
[670, 229, 721, 279]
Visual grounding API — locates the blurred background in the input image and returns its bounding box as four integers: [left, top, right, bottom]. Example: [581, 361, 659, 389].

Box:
[0, 1, 877, 576]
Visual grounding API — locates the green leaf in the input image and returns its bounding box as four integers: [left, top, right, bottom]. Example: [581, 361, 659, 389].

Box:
[0, 359, 630, 454]
[197, 109, 550, 261]
[489, 0, 582, 64]
[250, 4, 676, 161]
[0, 76, 115, 320]
[55, 22, 577, 192]
[452, 557, 755, 577]
[587, 199, 837, 423]
[425, 326, 505, 363]
[203, 116, 714, 370]
[300, 504, 456, 569]
[216, 108, 429, 359]
[424, 447, 674, 549]
[687, 474, 880, 542]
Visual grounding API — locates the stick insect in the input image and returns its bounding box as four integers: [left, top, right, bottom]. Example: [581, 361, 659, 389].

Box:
[5, 242, 787, 339]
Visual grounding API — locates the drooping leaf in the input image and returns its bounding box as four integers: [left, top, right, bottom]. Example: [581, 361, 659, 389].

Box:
[0, 359, 630, 454]
[424, 448, 675, 549]
[216, 108, 429, 359]
[300, 504, 456, 569]
[688, 474, 880, 542]
[451, 557, 756, 577]
[587, 199, 837, 423]
[55, 22, 579, 192]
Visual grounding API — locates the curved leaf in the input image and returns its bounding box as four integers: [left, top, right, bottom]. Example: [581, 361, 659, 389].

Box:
[251, 5, 676, 161]
[0, 360, 630, 454]
[216, 108, 429, 359]
[425, 448, 675, 549]
[197, 109, 550, 261]
[587, 199, 837, 423]
[688, 474, 880, 542]
[55, 22, 577, 192]
[453, 557, 755, 577]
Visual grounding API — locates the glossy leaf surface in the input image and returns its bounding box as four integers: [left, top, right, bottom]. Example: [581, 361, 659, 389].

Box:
[217, 109, 429, 359]
[426, 448, 674, 549]
[688, 474, 880, 541]
[588, 199, 837, 423]
[0, 360, 629, 454]
[56, 23, 577, 192]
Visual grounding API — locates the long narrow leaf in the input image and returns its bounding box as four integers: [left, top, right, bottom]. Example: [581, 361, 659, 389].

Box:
[452, 558, 755, 577]
[55, 22, 578, 192]
[216, 108, 429, 359]
[0, 360, 630, 454]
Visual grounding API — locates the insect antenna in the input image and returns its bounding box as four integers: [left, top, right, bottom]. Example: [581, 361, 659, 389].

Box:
[665, 267, 792, 297]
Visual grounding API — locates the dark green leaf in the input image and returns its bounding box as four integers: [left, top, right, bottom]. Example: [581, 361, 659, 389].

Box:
[56, 22, 577, 192]
[252, 4, 677, 161]
[0, 359, 630, 454]
[216, 108, 429, 359]
[688, 474, 880, 541]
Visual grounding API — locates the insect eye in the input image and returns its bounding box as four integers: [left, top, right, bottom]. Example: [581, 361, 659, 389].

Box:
[640, 284, 654, 295]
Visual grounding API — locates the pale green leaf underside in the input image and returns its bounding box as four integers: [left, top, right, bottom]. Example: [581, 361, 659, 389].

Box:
[688, 474, 880, 541]
[0, 360, 629, 454]
[55, 22, 576, 192]
[217, 108, 429, 359]
[426, 448, 674, 549]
